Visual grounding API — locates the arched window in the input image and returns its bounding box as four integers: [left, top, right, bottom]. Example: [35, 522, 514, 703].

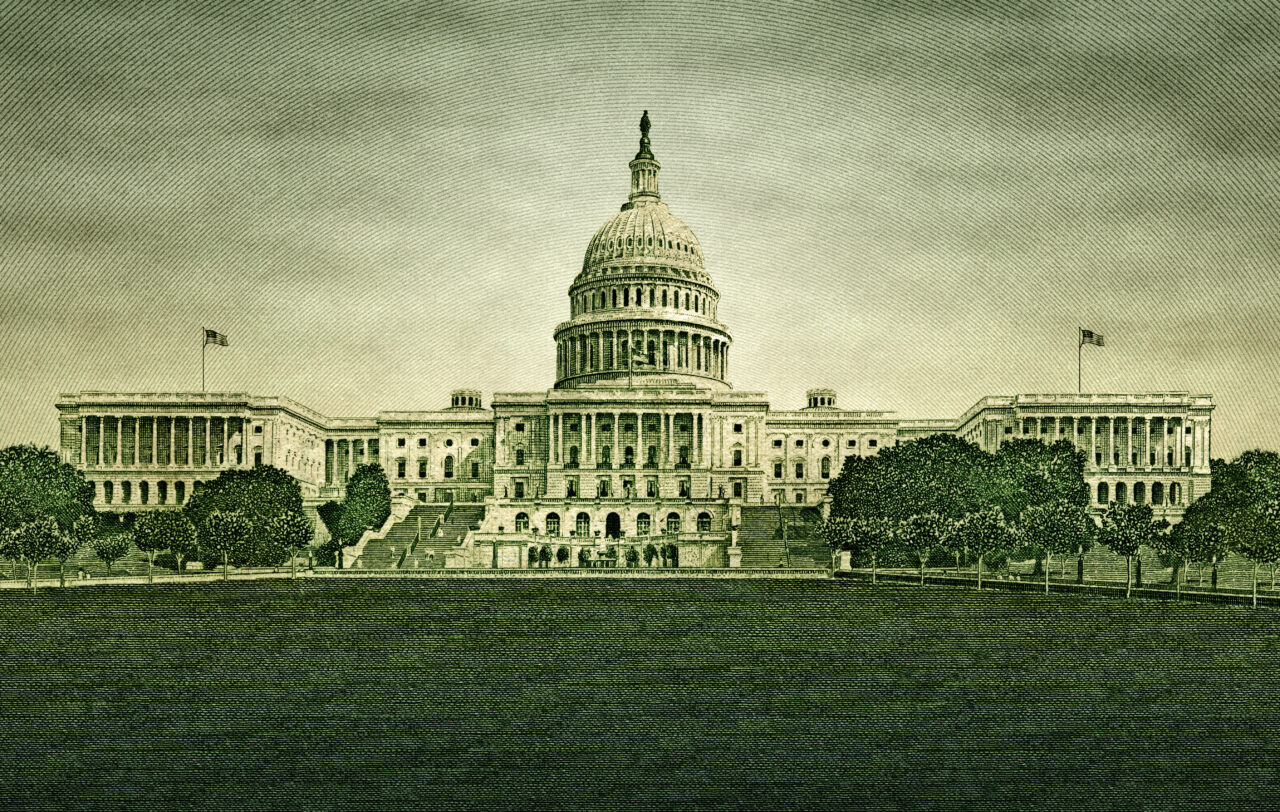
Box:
[683, 291, 689, 309]
[1170, 482, 1181, 504]
[1097, 482, 1109, 504]
[665, 512, 682, 535]
[443, 456, 454, 479]
[121, 481, 132, 503]
[623, 288, 630, 306]
[515, 448, 525, 466]
[624, 446, 635, 466]
[1133, 482, 1145, 504]
[515, 512, 529, 533]
[636, 287, 642, 305]
[697, 512, 711, 532]
[175, 481, 185, 504]
[576, 512, 591, 538]
[140, 480, 149, 505]
[820, 457, 831, 479]
[546, 513, 560, 536]
[637, 513, 651, 535]
[103, 481, 113, 504]
[648, 288, 654, 307]
[662, 289, 668, 307]
[157, 481, 168, 505]
[611, 289, 617, 307]
[1151, 482, 1164, 505]
[1115, 482, 1127, 504]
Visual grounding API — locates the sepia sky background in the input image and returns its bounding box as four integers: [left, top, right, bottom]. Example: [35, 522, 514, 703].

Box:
[3, 0, 1280, 458]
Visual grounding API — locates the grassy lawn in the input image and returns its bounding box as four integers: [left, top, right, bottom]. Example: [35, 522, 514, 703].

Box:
[1, 579, 1279, 809]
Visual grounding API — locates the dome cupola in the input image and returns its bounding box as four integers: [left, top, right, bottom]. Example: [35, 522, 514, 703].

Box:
[553, 113, 732, 390]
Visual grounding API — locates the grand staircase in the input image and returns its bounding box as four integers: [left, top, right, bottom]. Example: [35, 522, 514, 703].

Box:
[355, 502, 487, 569]
[737, 506, 827, 569]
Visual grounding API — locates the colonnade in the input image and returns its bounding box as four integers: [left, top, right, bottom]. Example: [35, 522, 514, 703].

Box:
[1017, 414, 1209, 469]
[80, 415, 243, 469]
[548, 410, 708, 469]
[572, 280, 716, 320]
[556, 327, 728, 381]
[325, 437, 376, 485]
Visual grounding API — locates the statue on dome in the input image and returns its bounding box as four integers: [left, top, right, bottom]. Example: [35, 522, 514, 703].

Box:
[640, 110, 650, 135]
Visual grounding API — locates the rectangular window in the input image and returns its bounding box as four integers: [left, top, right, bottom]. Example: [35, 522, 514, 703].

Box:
[253, 425, 263, 434]
[868, 439, 877, 447]
[732, 481, 743, 498]
[773, 439, 783, 448]
[795, 439, 804, 447]
[733, 423, 743, 433]
[774, 462, 783, 478]
[419, 438, 427, 447]
[418, 459, 428, 478]
[471, 462, 480, 478]
[847, 439, 856, 448]
[1004, 427, 1013, 435]
[515, 422, 525, 432]
[397, 438, 406, 447]
[678, 479, 690, 497]
[254, 451, 263, 466]
[733, 449, 743, 466]
[514, 480, 525, 498]
[795, 463, 804, 479]
[397, 459, 406, 478]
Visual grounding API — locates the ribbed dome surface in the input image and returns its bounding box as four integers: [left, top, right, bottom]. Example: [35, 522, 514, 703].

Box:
[579, 199, 710, 284]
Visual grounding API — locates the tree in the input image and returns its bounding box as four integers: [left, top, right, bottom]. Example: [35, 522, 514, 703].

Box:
[992, 439, 1089, 521]
[1099, 502, 1160, 599]
[577, 547, 590, 567]
[184, 466, 303, 568]
[897, 513, 950, 586]
[538, 544, 552, 568]
[134, 512, 198, 583]
[0, 444, 96, 538]
[556, 545, 570, 565]
[268, 511, 314, 579]
[55, 515, 95, 587]
[952, 507, 1012, 590]
[643, 543, 658, 567]
[90, 532, 132, 578]
[1019, 500, 1095, 594]
[1159, 520, 1200, 600]
[625, 547, 640, 568]
[819, 515, 894, 584]
[203, 510, 252, 581]
[13, 517, 63, 592]
[527, 546, 538, 568]
[335, 465, 392, 549]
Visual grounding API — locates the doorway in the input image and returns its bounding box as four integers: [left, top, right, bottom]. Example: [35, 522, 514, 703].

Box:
[605, 512, 621, 538]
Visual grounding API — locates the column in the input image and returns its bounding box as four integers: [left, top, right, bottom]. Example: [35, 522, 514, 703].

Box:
[1089, 417, 1097, 466]
[579, 413, 585, 463]
[1176, 418, 1185, 467]
[203, 417, 210, 467]
[636, 412, 644, 464]
[222, 418, 228, 467]
[723, 345, 729, 380]
[612, 412, 620, 461]
[168, 417, 176, 466]
[187, 418, 194, 467]
[95, 416, 104, 466]
[80, 417, 87, 466]
[587, 415, 595, 464]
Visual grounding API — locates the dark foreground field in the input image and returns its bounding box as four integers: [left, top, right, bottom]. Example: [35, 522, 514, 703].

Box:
[2, 579, 1280, 810]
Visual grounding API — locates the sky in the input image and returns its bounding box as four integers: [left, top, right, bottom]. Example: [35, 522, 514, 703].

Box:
[2, 0, 1280, 459]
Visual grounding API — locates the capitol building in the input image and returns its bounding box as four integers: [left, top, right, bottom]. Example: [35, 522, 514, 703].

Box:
[55, 114, 1216, 567]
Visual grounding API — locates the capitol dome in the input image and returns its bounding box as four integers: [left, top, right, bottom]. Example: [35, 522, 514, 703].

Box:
[554, 112, 732, 391]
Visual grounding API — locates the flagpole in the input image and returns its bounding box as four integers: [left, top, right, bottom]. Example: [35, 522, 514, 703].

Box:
[1077, 327, 1082, 394]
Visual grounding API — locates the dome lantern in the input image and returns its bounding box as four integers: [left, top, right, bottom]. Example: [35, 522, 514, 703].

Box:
[628, 110, 660, 204]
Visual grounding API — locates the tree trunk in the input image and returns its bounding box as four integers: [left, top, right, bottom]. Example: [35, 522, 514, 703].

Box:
[28, 561, 36, 594]
[1060, 557, 1066, 579]
[1045, 552, 1051, 594]
[871, 553, 877, 585]
[977, 554, 984, 590]
[147, 551, 154, 585]
[1272, 566, 1276, 591]
[59, 561, 65, 589]
[1134, 556, 1142, 588]
[1125, 555, 1132, 599]
[1197, 563, 1203, 587]
[291, 550, 297, 580]
[1253, 560, 1259, 609]
[1077, 553, 1085, 585]
[222, 550, 229, 582]
[920, 552, 926, 586]
[176, 554, 184, 574]
[1212, 558, 1219, 591]
[1175, 561, 1182, 600]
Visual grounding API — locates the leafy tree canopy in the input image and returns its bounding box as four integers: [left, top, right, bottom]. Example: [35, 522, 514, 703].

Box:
[993, 439, 1089, 521]
[334, 465, 391, 547]
[184, 466, 302, 565]
[0, 444, 95, 534]
[1019, 500, 1096, 558]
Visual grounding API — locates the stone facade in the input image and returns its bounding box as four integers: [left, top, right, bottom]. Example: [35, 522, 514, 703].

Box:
[54, 114, 1215, 562]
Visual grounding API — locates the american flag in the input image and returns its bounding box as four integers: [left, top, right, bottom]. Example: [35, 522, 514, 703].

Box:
[1080, 329, 1105, 347]
[204, 329, 229, 347]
